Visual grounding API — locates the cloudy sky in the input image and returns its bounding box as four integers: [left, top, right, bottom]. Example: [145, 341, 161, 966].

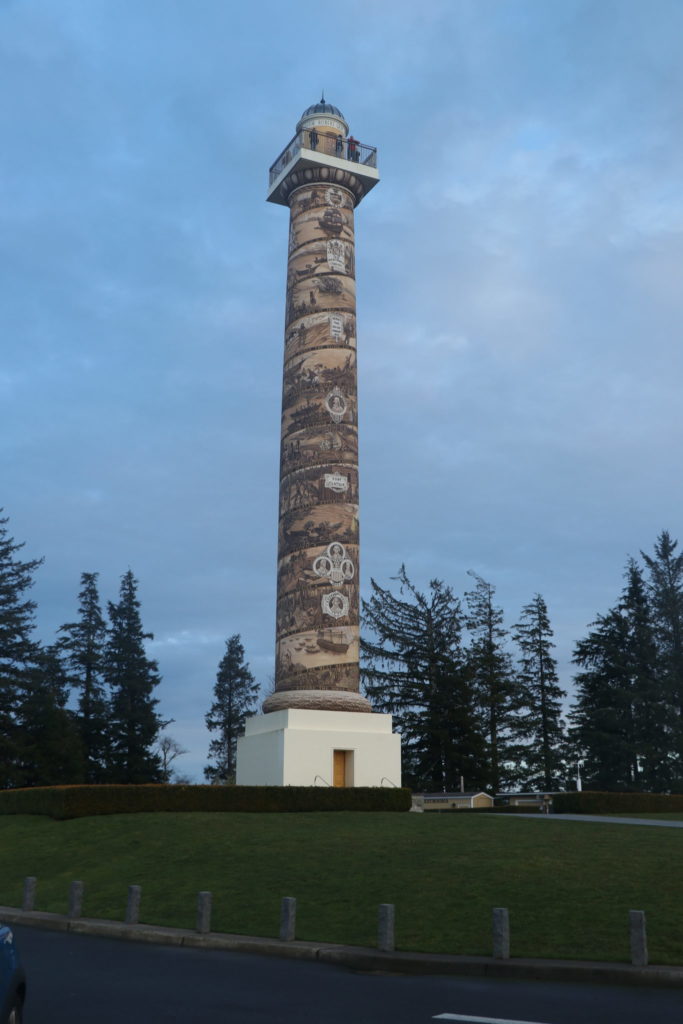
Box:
[2, 0, 682, 780]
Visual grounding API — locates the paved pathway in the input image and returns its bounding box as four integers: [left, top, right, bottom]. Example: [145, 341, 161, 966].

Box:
[498, 813, 683, 828]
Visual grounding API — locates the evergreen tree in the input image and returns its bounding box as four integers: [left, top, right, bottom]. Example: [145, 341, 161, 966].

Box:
[512, 594, 566, 790]
[571, 560, 668, 790]
[14, 645, 84, 787]
[642, 530, 683, 776]
[0, 511, 43, 788]
[105, 570, 163, 783]
[622, 559, 670, 788]
[58, 572, 111, 781]
[204, 635, 258, 783]
[464, 571, 519, 791]
[572, 607, 637, 789]
[361, 566, 487, 791]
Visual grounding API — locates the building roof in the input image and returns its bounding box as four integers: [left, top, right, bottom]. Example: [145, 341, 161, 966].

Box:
[295, 98, 349, 136]
[420, 792, 492, 799]
[299, 98, 346, 122]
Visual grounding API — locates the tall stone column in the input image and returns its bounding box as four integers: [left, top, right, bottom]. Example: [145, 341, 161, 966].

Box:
[236, 102, 401, 788]
[264, 172, 371, 714]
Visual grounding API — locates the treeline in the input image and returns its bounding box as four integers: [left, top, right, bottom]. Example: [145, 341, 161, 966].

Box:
[4, 501, 682, 796]
[572, 531, 683, 792]
[362, 531, 683, 795]
[0, 511, 166, 787]
[361, 567, 565, 793]
[0, 508, 263, 790]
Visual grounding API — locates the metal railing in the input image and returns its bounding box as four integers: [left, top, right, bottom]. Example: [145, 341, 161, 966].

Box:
[269, 130, 377, 184]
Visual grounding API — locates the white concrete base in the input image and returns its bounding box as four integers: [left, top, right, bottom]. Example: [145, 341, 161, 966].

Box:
[236, 708, 401, 788]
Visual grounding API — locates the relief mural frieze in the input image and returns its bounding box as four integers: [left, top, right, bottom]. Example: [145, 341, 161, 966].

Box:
[284, 312, 356, 359]
[282, 384, 356, 427]
[277, 543, 359, 601]
[268, 174, 369, 708]
[279, 465, 358, 516]
[288, 241, 355, 281]
[282, 349, 356, 402]
[280, 423, 357, 472]
[278, 503, 358, 559]
[286, 275, 356, 327]
[276, 630, 360, 692]
[275, 580, 360, 637]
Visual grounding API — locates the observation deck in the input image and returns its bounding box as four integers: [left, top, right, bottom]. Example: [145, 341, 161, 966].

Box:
[267, 127, 379, 206]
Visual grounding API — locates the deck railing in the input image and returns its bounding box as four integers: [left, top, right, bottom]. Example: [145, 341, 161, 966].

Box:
[269, 130, 377, 185]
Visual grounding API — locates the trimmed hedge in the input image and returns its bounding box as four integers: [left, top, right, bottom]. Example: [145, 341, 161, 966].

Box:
[553, 790, 683, 814]
[0, 784, 412, 820]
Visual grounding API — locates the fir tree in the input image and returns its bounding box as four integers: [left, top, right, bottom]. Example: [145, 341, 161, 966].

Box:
[572, 606, 637, 789]
[571, 560, 668, 790]
[58, 572, 111, 781]
[14, 645, 84, 787]
[0, 511, 44, 788]
[464, 571, 519, 791]
[622, 559, 670, 788]
[361, 566, 487, 791]
[642, 530, 683, 775]
[512, 594, 566, 790]
[105, 570, 163, 783]
[204, 635, 258, 783]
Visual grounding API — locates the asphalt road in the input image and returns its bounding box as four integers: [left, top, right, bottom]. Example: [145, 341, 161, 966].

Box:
[12, 925, 683, 1024]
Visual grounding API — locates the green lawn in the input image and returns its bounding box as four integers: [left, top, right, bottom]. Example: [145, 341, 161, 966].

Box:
[0, 812, 680, 964]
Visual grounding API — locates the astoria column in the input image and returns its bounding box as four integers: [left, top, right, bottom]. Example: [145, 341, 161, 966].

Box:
[263, 100, 379, 715]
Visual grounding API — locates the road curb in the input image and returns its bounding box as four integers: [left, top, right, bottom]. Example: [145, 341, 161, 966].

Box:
[3, 906, 683, 989]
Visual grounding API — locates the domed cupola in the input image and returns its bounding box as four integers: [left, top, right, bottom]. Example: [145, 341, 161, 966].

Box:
[296, 96, 349, 137]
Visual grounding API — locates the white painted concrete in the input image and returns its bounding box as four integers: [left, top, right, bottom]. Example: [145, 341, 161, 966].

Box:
[236, 708, 401, 788]
[267, 148, 380, 204]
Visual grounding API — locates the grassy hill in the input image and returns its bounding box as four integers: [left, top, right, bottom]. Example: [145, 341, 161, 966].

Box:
[0, 812, 680, 964]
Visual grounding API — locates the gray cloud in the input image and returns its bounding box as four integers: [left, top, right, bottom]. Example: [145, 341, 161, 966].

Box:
[2, 0, 682, 777]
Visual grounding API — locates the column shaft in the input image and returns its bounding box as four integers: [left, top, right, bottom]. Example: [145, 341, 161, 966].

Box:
[265, 179, 369, 714]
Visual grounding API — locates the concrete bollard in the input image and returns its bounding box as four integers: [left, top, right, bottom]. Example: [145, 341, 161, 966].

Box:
[630, 910, 648, 967]
[68, 881, 84, 920]
[196, 891, 212, 935]
[279, 896, 296, 941]
[378, 903, 395, 953]
[22, 877, 37, 912]
[492, 907, 510, 959]
[125, 885, 141, 925]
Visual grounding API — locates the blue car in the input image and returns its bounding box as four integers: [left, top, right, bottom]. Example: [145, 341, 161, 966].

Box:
[0, 926, 25, 1024]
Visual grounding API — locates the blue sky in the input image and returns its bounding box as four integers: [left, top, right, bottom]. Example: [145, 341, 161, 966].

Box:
[2, 0, 682, 779]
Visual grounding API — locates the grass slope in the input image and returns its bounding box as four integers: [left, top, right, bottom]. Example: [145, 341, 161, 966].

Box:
[0, 813, 680, 964]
